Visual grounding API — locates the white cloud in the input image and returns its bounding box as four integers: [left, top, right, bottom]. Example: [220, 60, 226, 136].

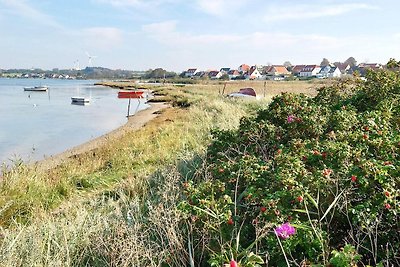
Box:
[0, 0, 61, 28]
[264, 3, 378, 22]
[195, 0, 245, 17]
[94, 0, 178, 8]
[82, 27, 124, 49]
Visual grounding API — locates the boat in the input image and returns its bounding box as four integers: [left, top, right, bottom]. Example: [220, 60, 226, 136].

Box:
[71, 96, 90, 104]
[118, 90, 145, 99]
[23, 86, 49, 92]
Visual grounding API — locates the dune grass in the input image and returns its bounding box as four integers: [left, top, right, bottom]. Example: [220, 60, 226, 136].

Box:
[0, 80, 326, 266]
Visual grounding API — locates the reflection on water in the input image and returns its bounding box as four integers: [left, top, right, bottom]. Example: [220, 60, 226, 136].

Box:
[71, 102, 91, 106]
[0, 78, 149, 164]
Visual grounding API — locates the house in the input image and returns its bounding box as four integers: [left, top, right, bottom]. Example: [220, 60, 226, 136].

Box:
[193, 71, 207, 79]
[291, 65, 306, 76]
[317, 65, 341, 78]
[220, 68, 231, 74]
[264, 65, 290, 77]
[228, 69, 240, 79]
[184, 68, 198, 77]
[245, 66, 263, 80]
[299, 65, 321, 77]
[356, 63, 383, 76]
[238, 64, 250, 74]
[334, 63, 351, 74]
[208, 71, 223, 79]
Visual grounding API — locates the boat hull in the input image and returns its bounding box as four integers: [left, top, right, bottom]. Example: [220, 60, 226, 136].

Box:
[118, 91, 145, 99]
[24, 86, 48, 92]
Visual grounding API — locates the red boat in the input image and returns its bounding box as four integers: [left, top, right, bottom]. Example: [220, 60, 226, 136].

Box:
[118, 91, 145, 99]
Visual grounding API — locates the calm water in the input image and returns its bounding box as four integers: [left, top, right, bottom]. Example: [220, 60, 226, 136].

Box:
[0, 78, 148, 164]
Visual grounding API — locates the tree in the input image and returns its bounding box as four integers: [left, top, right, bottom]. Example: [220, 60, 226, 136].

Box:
[320, 58, 330, 67]
[386, 58, 400, 70]
[344, 57, 357, 67]
[283, 61, 293, 71]
[220, 74, 229, 80]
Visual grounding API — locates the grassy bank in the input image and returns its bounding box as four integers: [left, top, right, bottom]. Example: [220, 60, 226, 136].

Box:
[0, 80, 321, 266]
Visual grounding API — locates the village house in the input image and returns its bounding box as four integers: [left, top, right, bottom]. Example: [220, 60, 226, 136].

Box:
[238, 64, 250, 74]
[208, 70, 223, 79]
[291, 65, 306, 77]
[264, 65, 290, 79]
[317, 65, 341, 78]
[228, 69, 240, 79]
[245, 66, 263, 80]
[299, 65, 321, 77]
[184, 68, 198, 78]
[220, 68, 231, 74]
[334, 63, 351, 74]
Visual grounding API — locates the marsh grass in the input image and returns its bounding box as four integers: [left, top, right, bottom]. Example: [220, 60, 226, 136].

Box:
[0, 81, 325, 266]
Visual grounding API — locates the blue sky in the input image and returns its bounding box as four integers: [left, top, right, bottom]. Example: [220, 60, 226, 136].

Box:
[0, 0, 399, 71]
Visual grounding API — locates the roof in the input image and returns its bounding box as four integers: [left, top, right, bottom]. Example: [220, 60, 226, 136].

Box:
[292, 65, 306, 73]
[301, 65, 320, 72]
[208, 71, 220, 77]
[228, 70, 239, 75]
[186, 68, 197, 73]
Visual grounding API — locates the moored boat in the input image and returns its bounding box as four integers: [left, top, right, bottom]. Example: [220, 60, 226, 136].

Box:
[118, 90, 145, 99]
[71, 96, 90, 104]
[24, 86, 49, 92]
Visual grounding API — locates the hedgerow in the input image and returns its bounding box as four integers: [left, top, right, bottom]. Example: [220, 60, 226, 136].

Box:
[180, 69, 399, 266]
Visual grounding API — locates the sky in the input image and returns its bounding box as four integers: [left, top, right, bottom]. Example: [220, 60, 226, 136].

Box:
[0, 0, 399, 72]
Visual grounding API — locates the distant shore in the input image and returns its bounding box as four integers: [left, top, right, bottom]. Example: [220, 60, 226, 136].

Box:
[36, 102, 169, 170]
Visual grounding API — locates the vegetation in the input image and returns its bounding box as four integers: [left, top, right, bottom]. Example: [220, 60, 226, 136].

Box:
[181, 69, 399, 266]
[0, 74, 398, 266]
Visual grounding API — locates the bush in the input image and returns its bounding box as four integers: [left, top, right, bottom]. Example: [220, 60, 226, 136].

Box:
[180, 69, 400, 266]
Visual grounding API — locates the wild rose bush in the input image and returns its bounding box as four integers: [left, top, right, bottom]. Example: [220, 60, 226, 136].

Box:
[179, 69, 399, 266]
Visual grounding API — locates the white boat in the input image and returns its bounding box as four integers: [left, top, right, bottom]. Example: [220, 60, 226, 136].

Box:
[24, 86, 48, 92]
[71, 96, 90, 104]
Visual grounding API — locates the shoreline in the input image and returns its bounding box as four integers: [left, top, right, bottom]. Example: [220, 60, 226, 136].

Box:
[36, 102, 169, 170]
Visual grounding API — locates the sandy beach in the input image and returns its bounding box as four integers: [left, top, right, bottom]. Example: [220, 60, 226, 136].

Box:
[36, 102, 169, 170]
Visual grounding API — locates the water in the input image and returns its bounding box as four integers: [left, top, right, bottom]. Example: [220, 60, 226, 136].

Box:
[0, 78, 148, 165]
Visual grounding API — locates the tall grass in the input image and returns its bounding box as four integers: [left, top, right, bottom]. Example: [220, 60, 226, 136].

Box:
[0, 81, 320, 266]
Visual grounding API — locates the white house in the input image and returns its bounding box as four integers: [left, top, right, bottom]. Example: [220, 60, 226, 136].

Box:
[245, 67, 263, 80]
[208, 71, 223, 79]
[184, 68, 198, 77]
[299, 65, 321, 77]
[318, 65, 342, 78]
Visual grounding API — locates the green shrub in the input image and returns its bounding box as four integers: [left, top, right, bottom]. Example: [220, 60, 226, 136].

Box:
[180, 69, 400, 266]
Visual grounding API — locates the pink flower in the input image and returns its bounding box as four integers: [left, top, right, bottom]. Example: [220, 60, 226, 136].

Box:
[275, 222, 296, 239]
[287, 115, 296, 123]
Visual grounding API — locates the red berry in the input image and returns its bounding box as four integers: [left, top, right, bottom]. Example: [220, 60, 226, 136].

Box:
[260, 206, 267, 213]
[384, 191, 390, 197]
[297, 196, 303, 202]
[351, 175, 357, 182]
[227, 217, 234, 225]
[218, 168, 224, 173]
[384, 203, 391, 209]
[363, 134, 368, 140]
